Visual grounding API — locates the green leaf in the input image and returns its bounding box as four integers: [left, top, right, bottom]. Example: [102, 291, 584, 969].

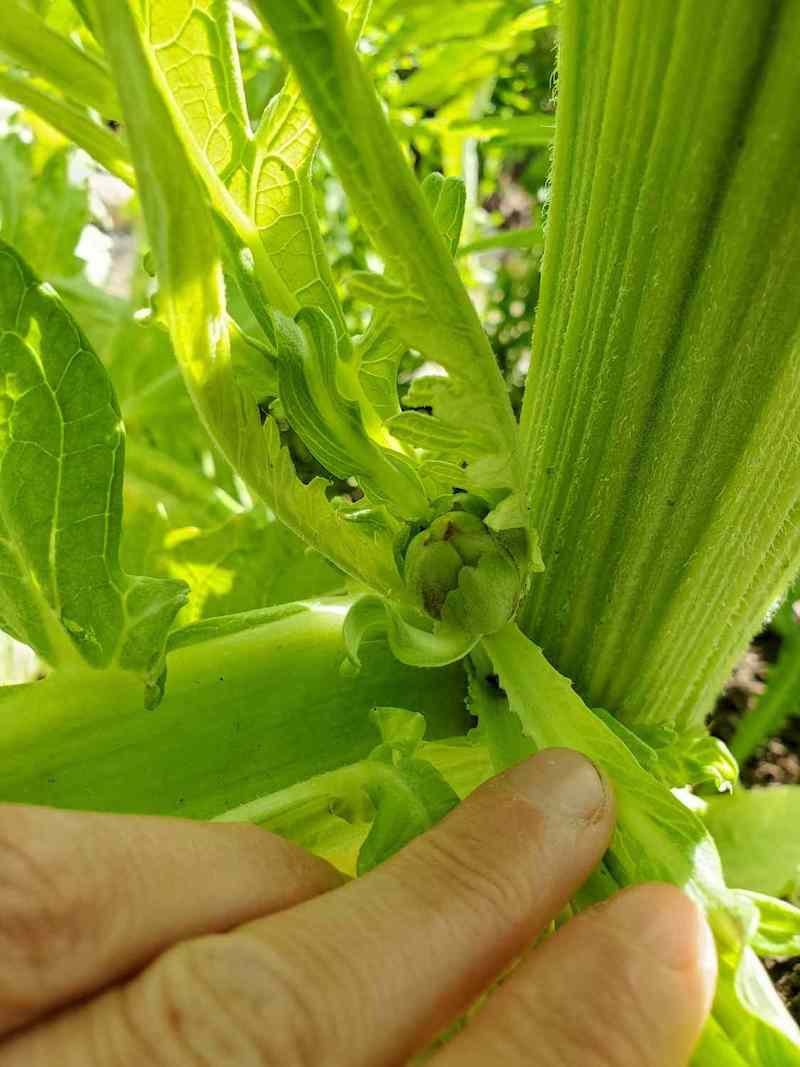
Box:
[386, 410, 489, 458]
[465, 651, 534, 775]
[343, 594, 477, 670]
[354, 310, 406, 425]
[0, 70, 135, 186]
[731, 577, 800, 762]
[0, 138, 88, 279]
[357, 751, 459, 874]
[107, 318, 219, 468]
[735, 891, 800, 960]
[702, 946, 800, 1067]
[398, 372, 519, 491]
[593, 713, 739, 794]
[482, 623, 800, 1057]
[705, 786, 800, 902]
[654, 730, 739, 795]
[53, 274, 131, 361]
[246, 0, 370, 343]
[255, 0, 520, 490]
[93, 0, 403, 598]
[276, 306, 428, 519]
[391, 4, 555, 109]
[485, 624, 730, 899]
[457, 225, 544, 257]
[355, 171, 466, 426]
[144, 0, 251, 185]
[225, 700, 462, 877]
[146, 508, 344, 624]
[446, 112, 555, 146]
[66, 0, 96, 32]
[261, 418, 405, 597]
[417, 172, 466, 256]
[351, 172, 513, 485]
[0, 241, 186, 686]
[0, 0, 118, 116]
[370, 705, 427, 752]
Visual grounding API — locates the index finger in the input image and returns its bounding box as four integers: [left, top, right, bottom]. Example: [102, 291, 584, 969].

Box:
[239, 747, 614, 1064]
[0, 804, 341, 1036]
[0, 750, 613, 1067]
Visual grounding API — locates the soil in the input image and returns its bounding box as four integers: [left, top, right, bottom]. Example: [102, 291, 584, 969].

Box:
[708, 628, 800, 1021]
[709, 630, 800, 788]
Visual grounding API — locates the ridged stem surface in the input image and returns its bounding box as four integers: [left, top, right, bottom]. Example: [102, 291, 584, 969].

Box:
[519, 0, 800, 727]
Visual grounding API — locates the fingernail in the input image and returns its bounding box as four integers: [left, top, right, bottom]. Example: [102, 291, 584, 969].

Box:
[503, 748, 609, 822]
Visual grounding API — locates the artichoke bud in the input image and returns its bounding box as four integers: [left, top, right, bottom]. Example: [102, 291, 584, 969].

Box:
[401, 494, 528, 636]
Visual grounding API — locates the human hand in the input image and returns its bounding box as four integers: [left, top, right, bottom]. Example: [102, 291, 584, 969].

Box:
[0, 749, 715, 1065]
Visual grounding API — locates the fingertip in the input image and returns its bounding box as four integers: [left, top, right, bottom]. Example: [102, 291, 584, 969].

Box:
[497, 748, 616, 859]
[601, 883, 717, 1014]
[209, 820, 346, 894]
[433, 882, 717, 1067]
[502, 748, 611, 822]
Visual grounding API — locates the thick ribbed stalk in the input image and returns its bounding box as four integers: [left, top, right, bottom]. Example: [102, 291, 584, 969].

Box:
[519, 0, 800, 728]
[0, 602, 468, 816]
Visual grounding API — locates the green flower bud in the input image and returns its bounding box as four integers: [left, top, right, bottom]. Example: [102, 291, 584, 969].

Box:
[402, 498, 529, 637]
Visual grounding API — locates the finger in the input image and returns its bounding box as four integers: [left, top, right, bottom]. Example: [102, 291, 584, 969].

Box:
[432, 884, 717, 1067]
[0, 748, 613, 1067]
[0, 804, 341, 1035]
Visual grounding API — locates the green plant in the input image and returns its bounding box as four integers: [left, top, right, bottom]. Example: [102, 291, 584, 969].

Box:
[730, 578, 800, 765]
[1, 0, 799, 1061]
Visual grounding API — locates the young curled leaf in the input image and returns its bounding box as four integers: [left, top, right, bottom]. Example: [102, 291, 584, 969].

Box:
[370, 706, 427, 754]
[343, 594, 477, 672]
[357, 751, 459, 875]
[276, 307, 429, 520]
[732, 891, 800, 960]
[398, 493, 530, 638]
[387, 410, 491, 459]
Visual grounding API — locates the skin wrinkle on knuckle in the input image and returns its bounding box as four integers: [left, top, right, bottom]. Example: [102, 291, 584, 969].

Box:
[88, 987, 164, 1067]
[409, 807, 543, 930]
[133, 932, 331, 1067]
[0, 809, 113, 1017]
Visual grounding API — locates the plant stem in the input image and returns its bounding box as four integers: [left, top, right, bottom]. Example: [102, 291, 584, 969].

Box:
[519, 0, 800, 728]
[0, 1, 118, 116]
[730, 643, 800, 765]
[0, 71, 135, 187]
[0, 601, 469, 816]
